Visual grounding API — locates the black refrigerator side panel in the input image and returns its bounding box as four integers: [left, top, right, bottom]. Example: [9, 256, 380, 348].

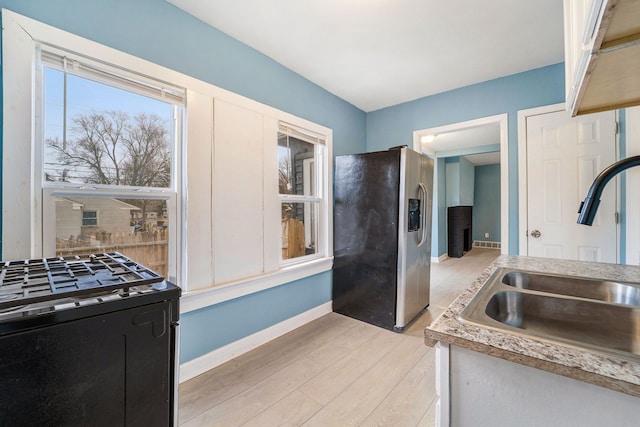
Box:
[333, 150, 400, 330]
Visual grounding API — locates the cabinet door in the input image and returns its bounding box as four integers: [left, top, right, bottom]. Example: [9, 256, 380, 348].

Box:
[213, 99, 265, 284]
[564, 0, 589, 105]
[564, 0, 608, 114]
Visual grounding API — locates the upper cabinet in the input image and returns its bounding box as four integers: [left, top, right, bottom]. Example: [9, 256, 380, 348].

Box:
[564, 0, 640, 116]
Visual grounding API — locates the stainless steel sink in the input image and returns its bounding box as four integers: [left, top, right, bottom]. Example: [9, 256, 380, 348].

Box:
[501, 271, 640, 306]
[459, 268, 640, 360]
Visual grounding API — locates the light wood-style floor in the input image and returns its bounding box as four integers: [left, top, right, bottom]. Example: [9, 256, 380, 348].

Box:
[179, 248, 500, 426]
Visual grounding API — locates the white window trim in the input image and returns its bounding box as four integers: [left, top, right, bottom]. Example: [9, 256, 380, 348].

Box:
[277, 122, 330, 266]
[180, 257, 333, 313]
[35, 45, 184, 282]
[3, 9, 333, 309]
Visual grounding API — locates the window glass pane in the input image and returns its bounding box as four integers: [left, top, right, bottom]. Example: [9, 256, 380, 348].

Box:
[43, 67, 175, 188]
[54, 197, 169, 277]
[82, 210, 97, 226]
[277, 133, 315, 196]
[281, 202, 318, 260]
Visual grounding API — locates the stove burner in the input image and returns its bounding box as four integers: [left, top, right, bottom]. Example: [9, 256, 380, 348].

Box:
[0, 252, 164, 311]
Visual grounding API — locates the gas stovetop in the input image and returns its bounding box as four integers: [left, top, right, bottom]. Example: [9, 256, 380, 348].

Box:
[0, 252, 165, 311]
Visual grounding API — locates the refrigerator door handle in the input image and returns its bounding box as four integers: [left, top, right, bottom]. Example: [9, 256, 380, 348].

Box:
[417, 182, 429, 247]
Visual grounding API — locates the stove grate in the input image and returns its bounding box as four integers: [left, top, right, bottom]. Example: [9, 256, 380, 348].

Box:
[0, 252, 164, 310]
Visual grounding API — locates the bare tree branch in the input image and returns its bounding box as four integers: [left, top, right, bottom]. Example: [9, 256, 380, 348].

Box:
[46, 110, 171, 188]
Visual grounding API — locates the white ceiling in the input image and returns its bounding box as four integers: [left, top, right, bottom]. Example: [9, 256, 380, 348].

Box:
[167, 0, 565, 112]
[422, 123, 499, 152]
[422, 122, 501, 165]
[463, 152, 501, 166]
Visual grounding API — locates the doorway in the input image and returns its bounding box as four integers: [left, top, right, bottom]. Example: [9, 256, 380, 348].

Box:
[413, 114, 509, 258]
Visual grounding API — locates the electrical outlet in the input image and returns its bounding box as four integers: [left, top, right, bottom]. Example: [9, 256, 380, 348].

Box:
[484, 232, 490, 238]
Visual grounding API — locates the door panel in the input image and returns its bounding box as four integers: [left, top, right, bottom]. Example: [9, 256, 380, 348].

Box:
[526, 109, 617, 262]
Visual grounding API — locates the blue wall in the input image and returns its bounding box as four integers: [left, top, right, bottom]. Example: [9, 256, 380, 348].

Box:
[445, 157, 461, 206]
[473, 164, 501, 242]
[619, 109, 627, 264]
[444, 156, 475, 206]
[459, 157, 475, 205]
[366, 64, 566, 255]
[0, 0, 366, 364]
[180, 272, 332, 362]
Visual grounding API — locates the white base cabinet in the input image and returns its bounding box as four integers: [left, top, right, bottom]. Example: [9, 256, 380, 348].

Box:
[435, 343, 639, 427]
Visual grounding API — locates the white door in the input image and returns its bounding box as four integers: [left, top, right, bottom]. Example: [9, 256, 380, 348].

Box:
[526, 109, 617, 262]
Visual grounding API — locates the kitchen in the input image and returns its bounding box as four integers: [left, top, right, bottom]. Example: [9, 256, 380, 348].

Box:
[1, 0, 639, 426]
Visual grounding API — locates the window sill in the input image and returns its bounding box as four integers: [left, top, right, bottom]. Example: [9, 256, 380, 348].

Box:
[180, 257, 334, 314]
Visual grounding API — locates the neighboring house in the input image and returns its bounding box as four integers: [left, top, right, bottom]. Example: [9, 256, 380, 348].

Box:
[55, 197, 140, 239]
[54, 198, 84, 240]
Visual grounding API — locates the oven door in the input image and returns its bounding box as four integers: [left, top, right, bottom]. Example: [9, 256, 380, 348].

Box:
[0, 299, 176, 427]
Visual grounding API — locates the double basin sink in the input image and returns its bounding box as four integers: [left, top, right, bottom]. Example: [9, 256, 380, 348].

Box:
[459, 268, 640, 361]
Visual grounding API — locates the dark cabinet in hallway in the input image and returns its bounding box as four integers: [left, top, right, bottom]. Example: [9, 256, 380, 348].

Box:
[448, 206, 472, 258]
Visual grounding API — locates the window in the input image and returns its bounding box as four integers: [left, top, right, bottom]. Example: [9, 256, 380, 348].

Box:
[81, 210, 98, 226]
[38, 45, 184, 279]
[278, 123, 326, 262]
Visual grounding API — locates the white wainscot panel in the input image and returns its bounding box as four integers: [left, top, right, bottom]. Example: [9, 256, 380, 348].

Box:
[213, 99, 265, 285]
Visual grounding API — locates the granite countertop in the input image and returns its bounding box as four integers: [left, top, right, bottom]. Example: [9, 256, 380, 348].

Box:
[425, 255, 640, 397]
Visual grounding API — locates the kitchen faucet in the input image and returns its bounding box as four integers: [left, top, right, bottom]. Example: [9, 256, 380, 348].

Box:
[577, 155, 640, 225]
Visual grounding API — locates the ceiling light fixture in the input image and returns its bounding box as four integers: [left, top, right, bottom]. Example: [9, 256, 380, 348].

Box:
[420, 134, 436, 143]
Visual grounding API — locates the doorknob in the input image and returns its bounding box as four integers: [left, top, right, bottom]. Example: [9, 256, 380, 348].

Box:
[530, 229, 541, 238]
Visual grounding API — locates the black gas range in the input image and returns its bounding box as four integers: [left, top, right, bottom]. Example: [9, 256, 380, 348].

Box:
[0, 252, 179, 329]
[0, 252, 181, 427]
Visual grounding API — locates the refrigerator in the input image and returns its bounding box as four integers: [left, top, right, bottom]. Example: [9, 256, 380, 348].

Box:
[333, 146, 434, 331]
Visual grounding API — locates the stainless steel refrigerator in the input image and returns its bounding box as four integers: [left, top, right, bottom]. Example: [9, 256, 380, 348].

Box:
[333, 146, 434, 331]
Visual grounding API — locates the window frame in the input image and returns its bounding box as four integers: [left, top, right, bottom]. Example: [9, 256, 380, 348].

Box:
[37, 46, 183, 191]
[277, 122, 327, 265]
[34, 44, 184, 283]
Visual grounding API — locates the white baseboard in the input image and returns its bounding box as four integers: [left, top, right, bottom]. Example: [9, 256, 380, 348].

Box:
[179, 301, 333, 383]
[432, 253, 448, 263]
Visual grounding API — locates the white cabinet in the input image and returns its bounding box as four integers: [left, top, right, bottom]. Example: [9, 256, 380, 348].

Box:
[563, 0, 601, 113]
[564, 0, 640, 116]
[436, 343, 640, 427]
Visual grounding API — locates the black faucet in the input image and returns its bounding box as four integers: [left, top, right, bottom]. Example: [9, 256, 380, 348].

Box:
[577, 155, 640, 225]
